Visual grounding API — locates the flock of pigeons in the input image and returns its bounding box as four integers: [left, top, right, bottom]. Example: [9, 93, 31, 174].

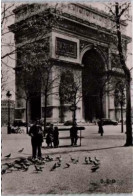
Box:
[2, 148, 101, 175]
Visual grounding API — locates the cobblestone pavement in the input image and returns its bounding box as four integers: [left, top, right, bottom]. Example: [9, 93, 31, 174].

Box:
[1, 125, 133, 194]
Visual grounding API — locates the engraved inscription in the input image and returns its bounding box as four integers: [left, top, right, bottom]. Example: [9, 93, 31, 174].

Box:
[55, 37, 77, 58]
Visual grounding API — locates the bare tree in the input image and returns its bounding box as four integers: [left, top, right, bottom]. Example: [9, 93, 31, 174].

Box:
[1, 68, 8, 94]
[14, 63, 40, 134]
[59, 69, 82, 125]
[11, 4, 62, 133]
[1, 3, 62, 132]
[114, 80, 126, 133]
[107, 2, 132, 146]
[1, 3, 15, 96]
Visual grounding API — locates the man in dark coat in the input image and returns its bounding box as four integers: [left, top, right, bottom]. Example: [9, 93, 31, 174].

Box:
[70, 123, 78, 146]
[29, 120, 43, 159]
[53, 126, 59, 148]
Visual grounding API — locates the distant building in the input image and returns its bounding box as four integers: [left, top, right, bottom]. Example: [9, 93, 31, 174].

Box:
[9, 3, 130, 123]
[1, 100, 15, 126]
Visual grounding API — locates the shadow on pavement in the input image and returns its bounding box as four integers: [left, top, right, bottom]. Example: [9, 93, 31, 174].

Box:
[2, 145, 125, 162]
[41, 145, 124, 156]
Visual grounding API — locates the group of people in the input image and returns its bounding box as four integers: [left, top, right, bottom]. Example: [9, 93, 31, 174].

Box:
[46, 124, 59, 148]
[29, 120, 79, 160]
[28, 119, 103, 160]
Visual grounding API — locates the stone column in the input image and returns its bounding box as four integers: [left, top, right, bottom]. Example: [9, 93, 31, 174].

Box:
[51, 66, 60, 123]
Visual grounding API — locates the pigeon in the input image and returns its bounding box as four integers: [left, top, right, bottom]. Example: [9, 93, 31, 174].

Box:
[56, 155, 61, 159]
[14, 160, 21, 164]
[45, 155, 49, 159]
[35, 159, 43, 165]
[1, 169, 6, 175]
[45, 155, 53, 162]
[20, 157, 27, 162]
[18, 148, 24, 153]
[94, 157, 100, 163]
[22, 164, 29, 171]
[50, 163, 57, 171]
[91, 166, 99, 172]
[92, 161, 100, 166]
[56, 155, 62, 162]
[85, 157, 89, 164]
[5, 153, 11, 158]
[65, 163, 70, 168]
[56, 162, 61, 168]
[23, 161, 31, 166]
[3, 163, 13, 168]
[41, 160, 46, 165]
[70, 156, 75, 162]
[48, 157, 54, 161]
[36, 159, 45, 165]
[88, 157, 93, 163]
[73, 158, 79, 164]
[2, 165, 9, 171]
[14, 164, 22, 170]
[34, 165, 43, 172]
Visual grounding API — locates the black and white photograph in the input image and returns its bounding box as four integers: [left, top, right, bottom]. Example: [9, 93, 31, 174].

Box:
[1, 1, 133, 194]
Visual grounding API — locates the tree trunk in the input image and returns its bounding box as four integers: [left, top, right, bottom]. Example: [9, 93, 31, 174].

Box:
[115, 106, 117, 121]
[44, 93, 48, 136]
[125, 79, 132, 145]
[72, 96, 77, 125]
[115, 3, 132, 146]
[99, 92, 103, 119]
[73, 108, 76, 125]
[26, 99, 28, 134]
[120, 103, 124, 133]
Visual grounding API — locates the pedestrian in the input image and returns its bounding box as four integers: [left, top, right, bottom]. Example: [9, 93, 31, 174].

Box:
[46, 124, 54, 147]
[70, 123, 78, 146]
[98, 119, 104, 136]
[29, 120, 43, 160]
[53, 126, 59, 148]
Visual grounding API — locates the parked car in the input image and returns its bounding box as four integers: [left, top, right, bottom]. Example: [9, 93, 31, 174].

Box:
[13, 119, 27, 127]
[99, 118, 118, 126]
[64, 120, 78, 126]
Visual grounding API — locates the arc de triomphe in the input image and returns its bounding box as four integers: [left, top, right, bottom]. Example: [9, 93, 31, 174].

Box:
[10, 3, 130, 123]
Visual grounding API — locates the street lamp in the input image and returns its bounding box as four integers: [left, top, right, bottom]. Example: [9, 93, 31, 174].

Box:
[6, 91, 12, 134]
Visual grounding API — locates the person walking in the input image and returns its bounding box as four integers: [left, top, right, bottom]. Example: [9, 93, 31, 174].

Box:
[70, 123, 78, 146]
[53, 126, 59, 148]
[98, 119, 104, 136]
[29, 120, 43, 160]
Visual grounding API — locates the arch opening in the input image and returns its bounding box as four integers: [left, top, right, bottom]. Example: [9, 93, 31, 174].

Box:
[82, 48, 106, 122]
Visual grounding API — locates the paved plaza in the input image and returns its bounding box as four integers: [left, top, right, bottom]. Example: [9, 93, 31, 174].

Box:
[1, 125, 133, 194]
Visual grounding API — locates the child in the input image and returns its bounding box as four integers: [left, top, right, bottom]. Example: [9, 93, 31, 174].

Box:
[46, 124, 54, 147]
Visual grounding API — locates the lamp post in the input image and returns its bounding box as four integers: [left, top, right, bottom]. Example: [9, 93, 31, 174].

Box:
[6, 91, 12, 134]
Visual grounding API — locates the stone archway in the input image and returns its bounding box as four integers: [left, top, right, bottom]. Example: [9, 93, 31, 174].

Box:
[82, 47, 106, 122]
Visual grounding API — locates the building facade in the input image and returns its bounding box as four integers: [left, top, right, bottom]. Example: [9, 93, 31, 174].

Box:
[9, 3, 130, 123]
[1, 100, 15, 126]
